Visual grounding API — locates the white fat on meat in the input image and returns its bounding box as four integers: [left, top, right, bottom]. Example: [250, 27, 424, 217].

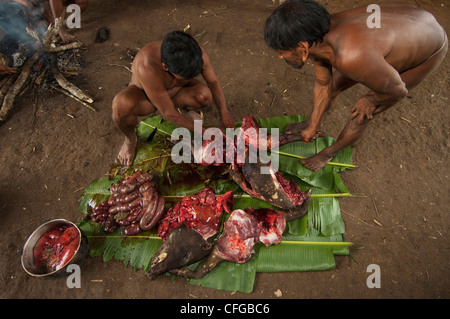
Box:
[215, 209, 260, 263]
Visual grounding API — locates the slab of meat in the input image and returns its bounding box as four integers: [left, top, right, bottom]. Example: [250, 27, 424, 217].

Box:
[231, 158, 311, 220]
[171, 208, 291, 279]
[214, 209, 260, 263]
[147, 188, 234, 279]
[245, 207, 286, 247]
[157, 187, 234, 241]
[196, 115, 311, 217]
[198, 115, 306, 166]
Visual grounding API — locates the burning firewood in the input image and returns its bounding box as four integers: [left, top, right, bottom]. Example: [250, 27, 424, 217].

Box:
[0, 52, 39, 120]
[49, 53, 93, 104]
[0, 74, 18, 106]
[47, 41, 83, 53]
[0, 17, 95, 122]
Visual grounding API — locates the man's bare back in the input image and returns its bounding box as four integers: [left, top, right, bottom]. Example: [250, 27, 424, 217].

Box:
[265, 1, 447, 171]
[329, 2, 445, 76]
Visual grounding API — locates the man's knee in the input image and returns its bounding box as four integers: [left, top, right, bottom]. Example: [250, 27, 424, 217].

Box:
[112, 89, 136, 119]
[195, 87, 213, 106]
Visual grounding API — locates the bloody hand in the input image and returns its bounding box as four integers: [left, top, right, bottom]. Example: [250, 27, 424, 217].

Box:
[300, 127, 323, 143]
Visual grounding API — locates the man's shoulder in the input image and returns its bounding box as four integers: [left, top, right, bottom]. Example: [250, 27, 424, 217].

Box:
[139, 41, 163, 56]
[134, 42, 162, 67]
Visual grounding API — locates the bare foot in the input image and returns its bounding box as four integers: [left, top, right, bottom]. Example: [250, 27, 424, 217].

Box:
[284, 120, 309, 134]
[301, 153, 333, 172]
[118, 136, 137, 166]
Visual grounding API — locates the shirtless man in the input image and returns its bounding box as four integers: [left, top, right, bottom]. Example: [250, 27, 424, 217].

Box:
[264, 0, 447, 171]
[112, 31, 234, 166]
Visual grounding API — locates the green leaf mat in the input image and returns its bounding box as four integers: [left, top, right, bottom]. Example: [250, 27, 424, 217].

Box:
[77, 115, 354, 293]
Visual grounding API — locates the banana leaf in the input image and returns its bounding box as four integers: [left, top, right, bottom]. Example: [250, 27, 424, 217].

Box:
[188, 249, 259, 293]
[77, 114, 354, 293]
[255, 233, 351, 273]
[77, 176, 121, 214]
[78, 218, 162, 271]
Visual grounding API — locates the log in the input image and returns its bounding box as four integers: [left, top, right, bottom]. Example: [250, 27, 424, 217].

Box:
[50, 53, 93, 104]
[26, 27, 43, 44]
[47, 41, 83, 53]
[0, 75, 18, 106]
[0, 75, 11, 90]
[50, 85, 97, 112]
[0, 53, 39, 121]
[43, 17, 63, 48]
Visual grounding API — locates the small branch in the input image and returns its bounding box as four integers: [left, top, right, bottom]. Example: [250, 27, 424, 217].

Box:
[26, 27, 43, 43]
[50, 85, 96, 112]
[43, 17, 63, 48]
[273, 150, 357, 169]
[279, 240, 353, 247]
[0, 53, 40, 121]
[50, 53, 94, 104]
[86, 235, 353, 248]
[0, 74, 18, 106]
[47, 41, 83, 53]
[372, 197, 380, 218]
[108, 63, 132, 73]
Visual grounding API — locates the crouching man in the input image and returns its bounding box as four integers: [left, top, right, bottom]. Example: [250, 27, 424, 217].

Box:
[264, 1, 447, 171]
[112, 31, 234, 165]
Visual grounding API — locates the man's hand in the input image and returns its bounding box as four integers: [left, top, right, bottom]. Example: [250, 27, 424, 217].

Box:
[0, 65, 17, 75]
[220, 111, 235, 128]
[350, 96, 377, 125]
[300, 126, 322, 143]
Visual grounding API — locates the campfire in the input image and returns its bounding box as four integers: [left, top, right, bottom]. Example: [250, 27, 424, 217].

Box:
[0, 15, 94, 122]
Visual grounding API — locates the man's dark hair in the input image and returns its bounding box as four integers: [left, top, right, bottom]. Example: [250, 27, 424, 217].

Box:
[161, 31, 203, 79]
[264, 0, 330, 50]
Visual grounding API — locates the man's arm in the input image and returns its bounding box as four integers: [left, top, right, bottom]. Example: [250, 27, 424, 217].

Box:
[302, 59, 333, 141]
[200, 48, 234, 128]
[339, 52, 408, 124]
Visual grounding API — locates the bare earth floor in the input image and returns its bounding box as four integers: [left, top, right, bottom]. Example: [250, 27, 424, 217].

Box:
[0, 0, 448, 300]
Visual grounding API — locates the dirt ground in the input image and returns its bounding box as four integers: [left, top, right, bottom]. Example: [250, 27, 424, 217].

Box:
[0, 0, 448, 300]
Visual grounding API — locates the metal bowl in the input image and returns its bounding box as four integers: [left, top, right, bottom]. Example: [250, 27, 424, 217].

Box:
[21, 219, 89, 278]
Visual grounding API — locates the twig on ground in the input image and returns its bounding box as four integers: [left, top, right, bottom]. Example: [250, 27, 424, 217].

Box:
[108, 63, 132, 72]
[50, 84, 97, 112]
[372, 197, 380, 218]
